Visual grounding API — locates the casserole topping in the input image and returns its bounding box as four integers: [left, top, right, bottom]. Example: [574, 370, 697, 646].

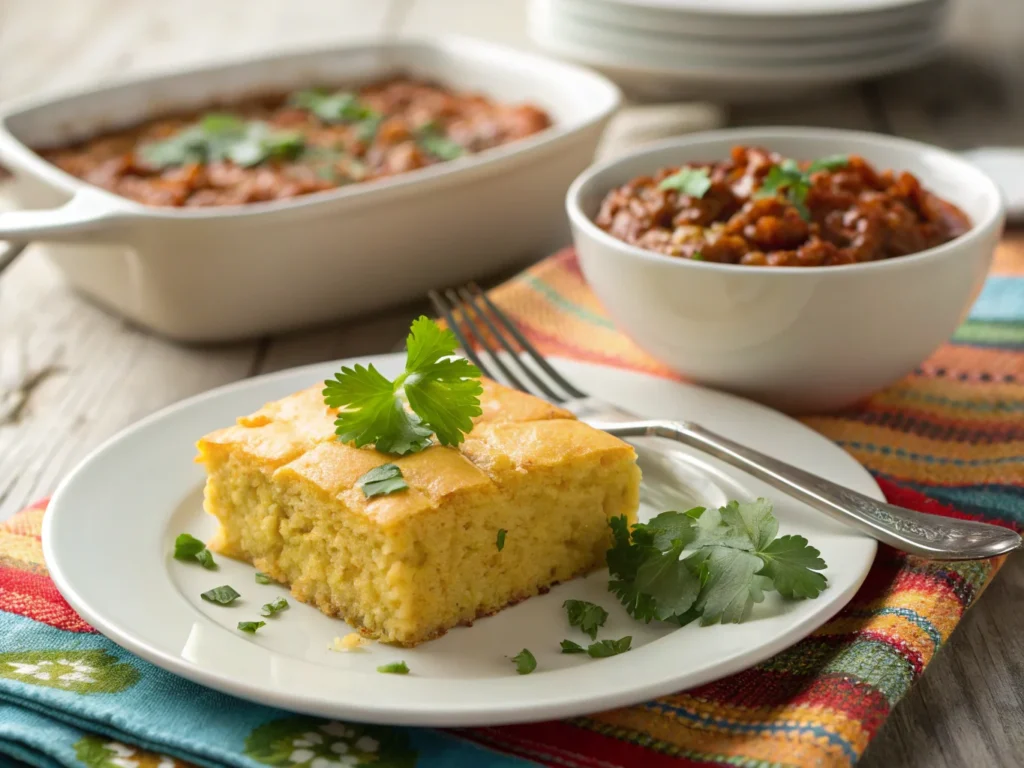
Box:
[595, 146, 971, 266]
[39, 78, 551, 207]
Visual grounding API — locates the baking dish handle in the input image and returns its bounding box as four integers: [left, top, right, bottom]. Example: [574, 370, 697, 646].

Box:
[0, 188, 137, 243]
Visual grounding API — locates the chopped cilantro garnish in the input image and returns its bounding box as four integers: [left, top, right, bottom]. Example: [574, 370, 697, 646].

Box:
[357, 464, 409, 498]
[659, 167, 712, 198]
[587, 636, 632, 658]
[194, 549, 217, 570]
[174, 533, 205, 559]
[560, 639, 586, 654]
[416, 122, 464, 161]
[756, 155, 848, 221]
[691, 251, 704, 261]
[607, 499, 827, 626]
[238, 621, 265, 633]
[290, 90, 376, 124]
[497, 529, 507, 551]
[201, 585, 241, 605]
[139, 115, 305, 169]
[260, 597, 289, 617]
[563, 599, 608, 640]
[174, 533, 217, 570]
[512, 649, 537, 675]
[323, 316, 482, 454]
[377, 661, 410, 675]
[255, 572, 273, 584]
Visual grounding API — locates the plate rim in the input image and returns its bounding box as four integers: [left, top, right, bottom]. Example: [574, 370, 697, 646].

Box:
[43, 354, 879, 726]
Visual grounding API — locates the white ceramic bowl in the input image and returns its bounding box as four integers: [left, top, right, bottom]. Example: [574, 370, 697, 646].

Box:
[0, 38, 620, 342]
[566, 127, 1004, 413]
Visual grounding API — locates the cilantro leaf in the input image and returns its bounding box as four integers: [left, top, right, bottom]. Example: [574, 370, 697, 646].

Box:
[290, 90, 376, 124]
[588, 636, 631, 658]
[636, 510, 697, 551]
[357, 463, 409, 498]
[512, 648, 537, 675]
[174, 534, 218, 569]
[560, 639, 586, 654]
[497, 529, 507, 551]
[693, 547, 766, 625]
[323, 317, 482, 454]
[139, 116, 304, 169]
[324, 364, 433, 455]
[808, 154, 849, 173]
[633, 544, 702, 621]
[563, 600, 609, 640]
[416, 123, 464, 161]
[195, 548, 217, 570]
[755, 155, 846, 222]
[659, 167, 712, 198]
[255, 572, 273, 584]
[238, 621, 265, 633]
[377, 661, 410, 675]
[174, 533, 205, 560]
[757, 535, 828, 599]
[260, 597, 289, 617]
[201, 585, 240, 605]
[719, 498, 777, 551]
[689, 505, 753, 551]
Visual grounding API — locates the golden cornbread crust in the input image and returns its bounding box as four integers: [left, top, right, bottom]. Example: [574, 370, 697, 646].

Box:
[196, 377, 641, 646]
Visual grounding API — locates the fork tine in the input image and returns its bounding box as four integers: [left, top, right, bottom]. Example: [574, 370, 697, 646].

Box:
[469, 283, 587, 399]
[443, 288, 534, 395]
[427, 289, 495, 380]
[456, 286, 565, 403]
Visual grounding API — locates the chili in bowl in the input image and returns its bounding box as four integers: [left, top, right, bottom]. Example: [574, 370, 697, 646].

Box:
[566, 128, 1003, 413]
[595, 146, 972, 268]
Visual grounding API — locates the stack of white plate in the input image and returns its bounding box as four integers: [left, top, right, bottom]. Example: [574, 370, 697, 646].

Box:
[528, 0, 949, 102]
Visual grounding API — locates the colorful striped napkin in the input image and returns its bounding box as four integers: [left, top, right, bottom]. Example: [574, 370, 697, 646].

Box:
[2, 240, 1022, 768]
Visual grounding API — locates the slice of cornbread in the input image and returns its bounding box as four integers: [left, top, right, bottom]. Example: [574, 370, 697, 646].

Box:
[196, 378, 641, 647]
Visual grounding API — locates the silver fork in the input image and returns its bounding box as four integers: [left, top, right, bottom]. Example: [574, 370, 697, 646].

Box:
[429, 283, 1022, 561]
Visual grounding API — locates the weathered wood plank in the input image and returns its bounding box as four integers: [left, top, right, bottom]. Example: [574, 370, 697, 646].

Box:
[0, 247, 256, 521]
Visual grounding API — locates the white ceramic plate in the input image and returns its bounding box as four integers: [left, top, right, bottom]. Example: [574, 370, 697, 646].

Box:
[533, 0, 939, 64]
[531, 21, 942, 102]
[539, 0, 947, 39]
[44, 355, 877, 727]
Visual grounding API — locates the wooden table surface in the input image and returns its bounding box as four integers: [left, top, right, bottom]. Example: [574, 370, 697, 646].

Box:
[2, 1, 1022, 765]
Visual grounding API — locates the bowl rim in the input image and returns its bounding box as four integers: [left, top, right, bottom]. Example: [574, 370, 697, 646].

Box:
[566, 125, 1005, 276]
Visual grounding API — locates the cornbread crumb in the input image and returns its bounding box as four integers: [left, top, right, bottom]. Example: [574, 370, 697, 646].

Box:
[196, 378, 641, 647]
[331, 633, 369, 652]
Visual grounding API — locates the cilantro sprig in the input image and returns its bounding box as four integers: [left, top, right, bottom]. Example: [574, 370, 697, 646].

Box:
[563, 600, 608, 640]
[173, 533, 217, 570]
[560, 637, 631, 658]
[755, 155, 848, 221]
[512, 649, 537, 675]
[139, 114, 305, 170]
[260, 597, 289, 617]
[323, 317, 482, 454]
[658, 167, 712, 198]
[357, 464, 408, 498]
[608, 499, 827, 627]
[416, 121, 464, 161]
[289, 89, 376, 124]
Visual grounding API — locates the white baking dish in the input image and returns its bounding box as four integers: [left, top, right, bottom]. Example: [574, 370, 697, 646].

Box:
[0, 38, 620, 342]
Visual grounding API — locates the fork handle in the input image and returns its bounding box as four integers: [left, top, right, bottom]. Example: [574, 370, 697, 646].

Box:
[594, 418, 1021, 561]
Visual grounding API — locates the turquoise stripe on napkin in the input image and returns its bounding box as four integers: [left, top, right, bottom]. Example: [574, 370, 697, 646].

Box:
[0, 613, 537, 768]
[969, 276, 1024, 322]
